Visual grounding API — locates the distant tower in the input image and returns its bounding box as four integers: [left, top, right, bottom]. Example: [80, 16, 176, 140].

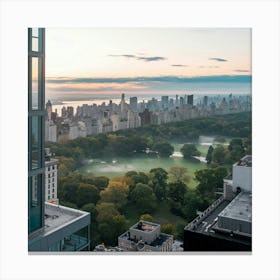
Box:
[129, 96, 138, 112]
[203, 96, 208, 107]
[46, 100, 52, 121]
[187, 94, 194, 106]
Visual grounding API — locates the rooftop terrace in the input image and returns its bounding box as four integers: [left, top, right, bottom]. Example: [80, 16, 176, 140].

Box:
[132, 221, 159, 232]
[235, 155, 252, 167]
[218, 192, 252, 223]
[44, 203, 89, 234]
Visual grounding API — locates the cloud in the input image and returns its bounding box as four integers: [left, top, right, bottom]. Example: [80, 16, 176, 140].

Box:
[171, 64, 188, 67]
[209, 57, 227, 62]
[234, 69, 250, 73]
[46, 75, 251, 85]
[199, 66, 220, 68]
[108, 54, 166, 62]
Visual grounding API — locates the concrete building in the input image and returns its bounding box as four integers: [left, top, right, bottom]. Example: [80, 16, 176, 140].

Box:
[45, 148, 59, 204]
[45, 120, 57, 142]
[28, 28, 90, 252]
[29, 203, 90, 251]
[232, 155, 252, 192]
[184, 155, 252, 251]
[129, 96, 138, 112]
[187, 94, 194, 106]
[118, 220, 173, 252]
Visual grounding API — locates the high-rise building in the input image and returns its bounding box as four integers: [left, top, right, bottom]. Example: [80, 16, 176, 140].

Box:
[28, 28, 90, 251]
[187, 94, 194, 106]
[203, 96, 208, 107]
[129, 96, 138, 112]
[184, 155, 252, 251]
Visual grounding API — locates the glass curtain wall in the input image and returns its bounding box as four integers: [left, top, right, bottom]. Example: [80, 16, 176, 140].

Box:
[28, 28, 45, 234]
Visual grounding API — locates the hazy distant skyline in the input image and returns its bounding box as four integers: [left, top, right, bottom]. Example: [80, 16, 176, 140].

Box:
[46, 28, 251, 96]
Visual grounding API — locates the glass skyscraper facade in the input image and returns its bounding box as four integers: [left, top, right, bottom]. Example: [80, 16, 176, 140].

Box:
[28, 28, 91, 251]
[28, 28, 45, 234]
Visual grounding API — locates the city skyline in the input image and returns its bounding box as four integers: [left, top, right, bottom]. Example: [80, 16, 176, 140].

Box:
[46, 28, 251, 96]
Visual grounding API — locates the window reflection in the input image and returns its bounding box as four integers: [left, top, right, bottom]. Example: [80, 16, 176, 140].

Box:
[32, 28, 39, 52]
[31, 116, 40, 169]
[32, 57, 39, 110]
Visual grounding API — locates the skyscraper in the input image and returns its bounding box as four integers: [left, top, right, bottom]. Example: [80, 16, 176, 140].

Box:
[129, 96, 138, 112]
[187, 94, 194, 106]
[28, 28, 90, 251]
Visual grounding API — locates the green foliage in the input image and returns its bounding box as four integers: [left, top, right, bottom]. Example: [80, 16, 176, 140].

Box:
[140, 214, 153, 222]
[228, 138, 246, 162]
[100, 181, 129, 210]
[96, 203, 128, 246]
[152, 141, 174, 157]
[149, 168, 168, 201]
[161, 223, 176, 235]
[195, 167, 228, 205]
[76, 183, 100, 208]
[96, 202, 120, 224]
[180, 144, 200, 159]
[168, 166, 190, 183]
[212, 145, 228, 165]
[130, 183, 157, 214]
[205, 145, 214, 164]
[81, 203, 97, 223]
[168, 181, 187, 203]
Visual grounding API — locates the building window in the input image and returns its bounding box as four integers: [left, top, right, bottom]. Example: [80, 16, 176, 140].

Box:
[28, 174, 43, 233]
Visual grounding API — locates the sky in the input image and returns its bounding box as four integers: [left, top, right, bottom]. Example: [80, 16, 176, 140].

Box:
[45, 28, 251, 96]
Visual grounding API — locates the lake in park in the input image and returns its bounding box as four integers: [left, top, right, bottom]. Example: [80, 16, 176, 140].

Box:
[78, 135, 231, 188]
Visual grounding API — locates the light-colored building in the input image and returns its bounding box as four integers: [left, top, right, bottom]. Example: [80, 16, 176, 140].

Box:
[45, 120, 57, 142]
[118, 220, 173, 252]
[45, 151, 59, 205]
[232, 155, 252, 192]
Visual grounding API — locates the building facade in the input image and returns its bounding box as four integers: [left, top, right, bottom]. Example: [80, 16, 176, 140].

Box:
[28, 28, 90, 252]
[118, 220, 173, 252]
[184, 156, 252, 251]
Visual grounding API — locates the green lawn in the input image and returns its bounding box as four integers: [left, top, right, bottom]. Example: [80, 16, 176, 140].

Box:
[124, 201, 186, 228]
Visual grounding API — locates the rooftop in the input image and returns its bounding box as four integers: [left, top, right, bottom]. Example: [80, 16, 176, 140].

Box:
[235, 155, 252, 167]
[132, 220, 159, 232]
[44, 203, 89, 235]
[218, 192, 252, 223]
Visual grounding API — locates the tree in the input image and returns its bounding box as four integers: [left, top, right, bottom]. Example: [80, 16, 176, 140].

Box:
[96, 203, 128, 246]
[205, 145, 214, 164]
[96, 202, 120, 224]
[161, 224, 176, 235]
[212, 145, 227, 165]
[81, 203, 98, 223]
[60, 182, 79, 204]
[100, 182, 129, 210]
[181, 190, 203, 222]
[149, 168, 168, 201]
[180, 144, 200, 159]
[76, 183, 100, 208]
[93, 176, 110, 190]
[195, 167, 228, 205]
[168, 166, 190, 183]
[130, 183, 157, 214]
[228, 138, 245, 162]
[168, 181, 187, 203]
[152, 141, 174, 157]
[140, 214, 153, 222]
